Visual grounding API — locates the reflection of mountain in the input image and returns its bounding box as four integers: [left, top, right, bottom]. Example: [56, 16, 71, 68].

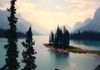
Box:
[0, 9, 47, 35]
[74, 7, 100, 32]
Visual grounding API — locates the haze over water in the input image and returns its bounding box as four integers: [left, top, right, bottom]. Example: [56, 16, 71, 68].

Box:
[0, 36, 100, 70]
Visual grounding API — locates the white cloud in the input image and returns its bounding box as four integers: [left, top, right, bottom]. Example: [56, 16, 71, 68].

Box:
[16, 0, 100, 31]
[0, 0, 100, 32]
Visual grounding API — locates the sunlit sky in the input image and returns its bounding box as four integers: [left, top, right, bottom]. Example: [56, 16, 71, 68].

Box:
[0, 0, 100, 32]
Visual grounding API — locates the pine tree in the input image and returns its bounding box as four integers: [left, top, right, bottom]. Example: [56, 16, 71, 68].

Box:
[0, 0, 19, 70]
[22, 26, 36, 70]
[55, 26, 63, 48]
[63, 26, 70, 48]
[49, 31, 54, 44]
[49, 26, 70, 49]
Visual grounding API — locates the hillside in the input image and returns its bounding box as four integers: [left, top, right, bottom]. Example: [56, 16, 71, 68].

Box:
[73, 7, 100, 33]
[0, 9, 39, 35]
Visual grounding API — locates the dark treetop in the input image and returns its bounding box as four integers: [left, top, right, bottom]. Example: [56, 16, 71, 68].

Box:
[49, 26, 70, 49]
[22, 26, 36, 70]
[0, 0, 19, 70]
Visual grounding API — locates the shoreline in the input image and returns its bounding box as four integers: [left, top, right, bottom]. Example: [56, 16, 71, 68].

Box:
[44, 43, 100, 56]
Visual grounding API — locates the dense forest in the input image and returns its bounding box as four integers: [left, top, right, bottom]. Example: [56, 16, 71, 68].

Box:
[0, 28, 25, 38]
[49, 26, 70, 49]
[70, 31, 100, 40]
[0, 0, 100, 70]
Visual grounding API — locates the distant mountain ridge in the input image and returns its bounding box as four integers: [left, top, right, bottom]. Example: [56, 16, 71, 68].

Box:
[73, 7, 100, 33]
[0, 9, 39, 35]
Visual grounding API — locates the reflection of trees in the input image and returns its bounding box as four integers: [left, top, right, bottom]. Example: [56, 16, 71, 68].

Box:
[22, 26, 36, 70]
[55, 68, 59, 70]
[54, 52, 69, 70]
[54, 52, 69, 61]
[0, 0, 19, 70]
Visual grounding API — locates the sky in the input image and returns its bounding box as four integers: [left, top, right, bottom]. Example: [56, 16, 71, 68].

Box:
[0, 0, 100, 32]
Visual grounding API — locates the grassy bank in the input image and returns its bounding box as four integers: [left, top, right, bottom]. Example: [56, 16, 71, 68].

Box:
[44, 43, 100, 56]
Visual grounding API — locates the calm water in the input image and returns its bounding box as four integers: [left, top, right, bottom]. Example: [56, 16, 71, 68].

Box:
[0, 36, 100, 70]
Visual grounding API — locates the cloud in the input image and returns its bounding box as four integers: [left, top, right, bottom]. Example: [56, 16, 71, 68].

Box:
[15, 0, 100, 31]
[0, 0, 10, 10]
[0, 0, 100, 32]
[65, 0, 100, 10]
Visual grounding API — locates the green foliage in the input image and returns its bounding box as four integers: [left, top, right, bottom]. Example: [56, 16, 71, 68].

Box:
[49, 31, 54, 44]
[63, 26, 70, 48]
[55, 26, 63, 47]
[0, 0, 19, 70]
[49, 26, 70, 49]
[22, 26, 36, 70]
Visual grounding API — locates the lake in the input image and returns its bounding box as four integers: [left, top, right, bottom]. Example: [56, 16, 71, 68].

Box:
[0, 35, 100, 70]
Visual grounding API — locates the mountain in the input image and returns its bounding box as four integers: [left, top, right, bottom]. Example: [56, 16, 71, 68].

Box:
[74, 18, 92, 31]
[0, 9, 39, 35]
[73, 7, 100, 33]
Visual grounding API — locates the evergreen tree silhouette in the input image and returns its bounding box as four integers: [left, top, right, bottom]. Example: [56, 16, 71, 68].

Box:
[22, 26, 36, 70]
[55, 26, 63, 48]
[49, 31, 54, 44]
[63, 26, 70, 48]
[49, 26, 70, 49]
[0, 0, 19, 70]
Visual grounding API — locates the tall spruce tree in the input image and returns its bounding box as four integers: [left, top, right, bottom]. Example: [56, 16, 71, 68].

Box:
[49, 26, 70, 49]
[55, 26, 63, 48]
[63, 26, 70, 48]
[49, 31, 54, 44]
[22, 26, 36, 70]
[0, 0, 19, 70]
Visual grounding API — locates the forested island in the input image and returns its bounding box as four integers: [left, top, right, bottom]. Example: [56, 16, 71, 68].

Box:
[44, 26, 100, 56]
[0, 0, 100, 70]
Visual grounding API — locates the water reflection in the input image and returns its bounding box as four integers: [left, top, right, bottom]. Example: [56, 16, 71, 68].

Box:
[47, 51, 69, 70]
[54, 52, 69, 61]
[70, 40, 100, 50]
[0, 36, 100, 70]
